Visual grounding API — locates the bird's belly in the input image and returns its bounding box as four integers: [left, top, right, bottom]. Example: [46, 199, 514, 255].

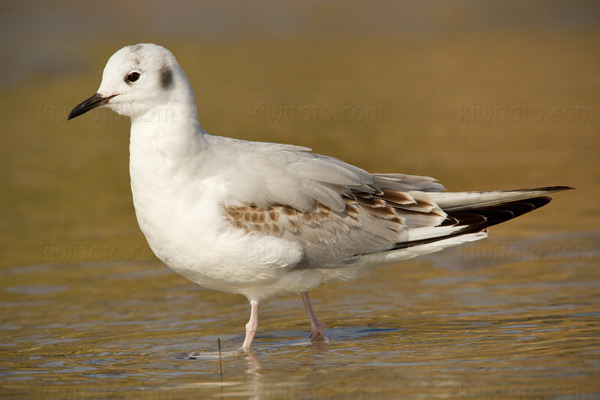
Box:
[130, 175, 308, 297]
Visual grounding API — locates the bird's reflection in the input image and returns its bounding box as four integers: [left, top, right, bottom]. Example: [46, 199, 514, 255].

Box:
[188, 337, 332, 400]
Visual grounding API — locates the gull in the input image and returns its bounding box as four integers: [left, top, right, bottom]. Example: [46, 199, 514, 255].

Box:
[68, 43, 572, 353]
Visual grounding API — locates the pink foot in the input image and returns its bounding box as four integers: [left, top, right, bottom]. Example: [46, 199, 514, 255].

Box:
[241, 300, 259, 352]
[301, 292, 329, 342]
[309, 321, 328, 342]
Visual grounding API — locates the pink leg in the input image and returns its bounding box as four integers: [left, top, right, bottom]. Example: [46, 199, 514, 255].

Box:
[242, 301, 258, 352]
[301, 292, 328, 342]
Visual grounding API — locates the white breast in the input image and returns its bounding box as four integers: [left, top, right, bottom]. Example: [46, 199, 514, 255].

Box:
[128, 119, 306, 298]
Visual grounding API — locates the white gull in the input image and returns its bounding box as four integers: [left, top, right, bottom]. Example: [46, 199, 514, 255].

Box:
[68, 43, 572, 352]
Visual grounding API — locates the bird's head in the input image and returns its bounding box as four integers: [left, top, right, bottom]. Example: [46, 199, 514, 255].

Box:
[68, 43, 191, 121]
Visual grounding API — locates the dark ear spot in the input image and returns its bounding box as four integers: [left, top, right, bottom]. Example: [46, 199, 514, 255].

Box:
[160, 66, 173, 89]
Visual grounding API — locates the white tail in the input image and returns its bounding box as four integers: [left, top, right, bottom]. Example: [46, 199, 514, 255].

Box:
[428, 186, 573, 211]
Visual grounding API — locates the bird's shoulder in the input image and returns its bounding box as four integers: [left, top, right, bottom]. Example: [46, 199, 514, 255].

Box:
[204, 135, 374, 212]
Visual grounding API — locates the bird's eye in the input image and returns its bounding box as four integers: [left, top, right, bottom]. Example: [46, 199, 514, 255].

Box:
[126, 72, 140, 83]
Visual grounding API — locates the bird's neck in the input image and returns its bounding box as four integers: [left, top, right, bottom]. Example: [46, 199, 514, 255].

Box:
[129, 102, 209, 188]
[132, 100, 206, 152]
[128, 102, 210, 252]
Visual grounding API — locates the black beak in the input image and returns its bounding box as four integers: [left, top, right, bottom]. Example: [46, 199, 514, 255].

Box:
[67, 93, 116, 120]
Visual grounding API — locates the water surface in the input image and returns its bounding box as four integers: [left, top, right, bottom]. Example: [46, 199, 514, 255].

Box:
[2, 233, 599, 399]
[1, 1, 599, 399]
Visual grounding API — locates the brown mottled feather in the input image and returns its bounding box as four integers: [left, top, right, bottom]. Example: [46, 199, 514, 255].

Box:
[224, 186, 445, 240]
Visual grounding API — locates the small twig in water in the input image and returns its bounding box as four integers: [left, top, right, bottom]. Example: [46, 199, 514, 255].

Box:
[217, 338, 223, 382]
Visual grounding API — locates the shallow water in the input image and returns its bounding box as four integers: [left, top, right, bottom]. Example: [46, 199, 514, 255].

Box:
[2, 1, 600, 399]
[2, 232, 599, 399]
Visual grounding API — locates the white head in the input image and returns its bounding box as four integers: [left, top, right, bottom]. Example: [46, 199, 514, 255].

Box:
[68, 43, 195, 121]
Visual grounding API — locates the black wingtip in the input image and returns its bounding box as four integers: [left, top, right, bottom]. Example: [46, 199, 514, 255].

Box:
[392, 196, 557, 250]
[525, 185, 576, 192]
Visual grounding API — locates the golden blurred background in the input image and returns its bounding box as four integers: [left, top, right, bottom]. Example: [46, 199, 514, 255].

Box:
[1, 0, 598, 267]
[1, 2, 599, 398]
